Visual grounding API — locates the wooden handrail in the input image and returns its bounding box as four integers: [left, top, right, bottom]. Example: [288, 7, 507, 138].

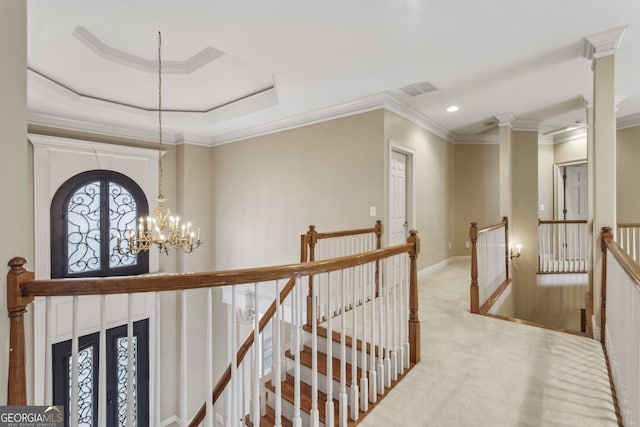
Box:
[477, 219, 507, 234]
[189, 276, 297, 427]
[538, 219, 589, 225]
[617, 223, 640, 228]
[17, 245, 410, 298]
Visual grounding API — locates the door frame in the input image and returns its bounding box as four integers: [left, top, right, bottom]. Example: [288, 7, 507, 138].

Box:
[554, 159, 587, 220]
[386, 139, 416, 247]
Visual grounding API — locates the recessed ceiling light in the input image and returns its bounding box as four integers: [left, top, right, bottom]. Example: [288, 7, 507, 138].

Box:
[446, 105, 459, 113]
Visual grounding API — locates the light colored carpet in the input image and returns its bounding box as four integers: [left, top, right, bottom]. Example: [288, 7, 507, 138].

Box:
[358, 258, 619, 427]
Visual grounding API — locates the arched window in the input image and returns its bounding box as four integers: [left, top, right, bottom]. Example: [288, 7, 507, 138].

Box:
[51, 170, 149, 278]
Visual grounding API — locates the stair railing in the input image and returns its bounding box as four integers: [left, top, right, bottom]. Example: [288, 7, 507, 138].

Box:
[6, 228, 420, 426]
[537, 219, 589, 273]
[616, 223, 640, 264]
[600, 227, 639, 426]
[470, 217, 510, 314]
[301, 221, 382, 326]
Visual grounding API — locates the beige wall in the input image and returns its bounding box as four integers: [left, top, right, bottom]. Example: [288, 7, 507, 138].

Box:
[452, 144, 500, 256]
[617, 125, 640, 222]
[553, 136, 587, 165]
[384, 111, 455, 268]
[538, 144, 554, 221]
[0, 1, 28, 405]
[211, 110, 385, 270]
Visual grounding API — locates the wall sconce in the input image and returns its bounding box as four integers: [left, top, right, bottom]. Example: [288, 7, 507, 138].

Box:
[510, 244, 522, 259]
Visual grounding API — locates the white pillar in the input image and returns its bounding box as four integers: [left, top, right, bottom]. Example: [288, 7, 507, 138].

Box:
[584, 26, 626, 339]
[496, 113, 514, 222]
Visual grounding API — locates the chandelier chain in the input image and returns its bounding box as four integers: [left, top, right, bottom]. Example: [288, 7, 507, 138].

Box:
[158, 31, 163, 199]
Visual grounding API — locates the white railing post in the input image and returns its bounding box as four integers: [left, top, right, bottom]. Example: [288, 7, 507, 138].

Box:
[292, 279, 302, 427]
[310, 274, 320, 427]
[274, 280, 282, 427]
[339, 270, 348, 427]
[251, 284, 260, 426]
[325, 272, 335, 426]
[350, 266, 359, 421]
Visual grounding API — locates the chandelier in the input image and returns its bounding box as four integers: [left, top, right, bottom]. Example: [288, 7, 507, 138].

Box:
[117, 32, 201, 255]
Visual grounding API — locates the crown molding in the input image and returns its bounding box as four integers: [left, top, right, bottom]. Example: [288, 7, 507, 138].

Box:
[28, 133, 163, 159]
[73, 26, 224, 74]
[512, 119, 541, 132]
[583, 26, 627, 60]
[538, 135, 554, 145]
[208, 92, 455, 146]
[617, 112, 640, 130]
[453, 133, 499, 144]
[381, 94, 455, 141]
[553, 129, 587, 144]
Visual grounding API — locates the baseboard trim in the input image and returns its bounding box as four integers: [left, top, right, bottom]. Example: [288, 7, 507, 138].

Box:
[418, 256, 469, 281]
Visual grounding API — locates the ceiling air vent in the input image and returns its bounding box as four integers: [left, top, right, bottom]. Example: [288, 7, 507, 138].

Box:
[399, 80, 438, 97]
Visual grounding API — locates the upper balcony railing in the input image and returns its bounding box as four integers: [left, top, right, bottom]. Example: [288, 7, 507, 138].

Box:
[537, 219, 589, 274]
[469, 217, 510, 314]
[600, 227, 639, 427]
[7, 223, 420, 427]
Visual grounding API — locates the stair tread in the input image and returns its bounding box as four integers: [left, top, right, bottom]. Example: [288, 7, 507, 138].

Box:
[245, 405, 293, 427]
[285, 345, 362, 386]
[266, 373, 341, 424]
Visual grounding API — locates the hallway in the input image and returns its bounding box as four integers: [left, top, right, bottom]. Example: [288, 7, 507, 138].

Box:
[360, 258, 618, 426]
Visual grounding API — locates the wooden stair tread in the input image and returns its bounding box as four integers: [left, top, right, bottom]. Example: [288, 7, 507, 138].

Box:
[285, 346, 362, 386]
[266, 373, 340, 425]
[245, 405, 293, 427]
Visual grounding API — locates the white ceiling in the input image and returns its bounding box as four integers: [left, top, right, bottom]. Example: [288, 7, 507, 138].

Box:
[27, 0, 640, 145]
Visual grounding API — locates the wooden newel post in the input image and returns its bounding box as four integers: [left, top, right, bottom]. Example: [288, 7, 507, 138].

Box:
[7, 257, 34, 405]
[407, 230, 420, 364]
[600, 227, 613, 344]
[469, 223, 479, 314]
[304, 225, 318, 326]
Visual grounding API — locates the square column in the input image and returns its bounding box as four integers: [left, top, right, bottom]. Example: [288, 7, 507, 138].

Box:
[584, 26, 626, 339]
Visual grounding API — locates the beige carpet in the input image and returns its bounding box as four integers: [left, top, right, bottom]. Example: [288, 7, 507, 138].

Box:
[358, 258, 619, 427]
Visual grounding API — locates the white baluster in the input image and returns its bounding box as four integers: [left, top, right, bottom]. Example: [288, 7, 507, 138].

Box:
[127, 294, 134, 427]
[180, 291, 188, 427]
[274, 280, 282, 427]
[391, 256, 398, 382]
[71, 296, 79, 427]
[326, 273, 335, 426]
[154, 292, 162, 427]
[339, 270, 348, 427]
[44, 297, 52, 405]
[206, 289, 214, 427]
[377, 256, 385, 395]
[260, 326, 266, 418]
[98, 295, 106, 427]
[252, 284, 260, 426]
[231, 287, 238, 427]
[369, 261, 377, 403]
[360, 263, 369, 412]
[402, 253, 410, 371]
[310, 275, 320, 427]
[383, 259, 391, 389]
[350, 266, 360, 421]
[292, 280, 302, 427]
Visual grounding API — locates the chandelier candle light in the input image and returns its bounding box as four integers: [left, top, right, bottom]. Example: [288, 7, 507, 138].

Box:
[117, 31, 201, 255]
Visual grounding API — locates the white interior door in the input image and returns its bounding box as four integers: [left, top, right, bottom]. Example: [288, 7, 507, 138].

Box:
[565, 165, 587, 220]
[390, 150, 408, 246]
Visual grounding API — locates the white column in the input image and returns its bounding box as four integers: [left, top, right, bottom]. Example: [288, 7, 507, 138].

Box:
[496, 113, 514, 221]
[584, 26, 626, 339]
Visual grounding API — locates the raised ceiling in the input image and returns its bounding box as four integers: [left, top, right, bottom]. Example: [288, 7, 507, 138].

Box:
[27, 0, 640, 145]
